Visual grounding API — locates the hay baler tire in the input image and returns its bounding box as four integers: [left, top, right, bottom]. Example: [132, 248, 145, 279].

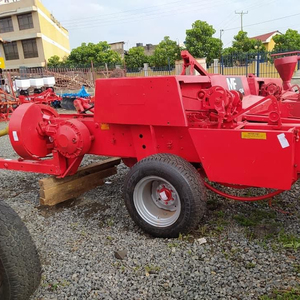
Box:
[123, 153, 206, 238]
[0, 201, 41, 300]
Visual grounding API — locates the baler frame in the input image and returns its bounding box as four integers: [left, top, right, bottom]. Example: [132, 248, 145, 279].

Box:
[0, 50, 300, 238]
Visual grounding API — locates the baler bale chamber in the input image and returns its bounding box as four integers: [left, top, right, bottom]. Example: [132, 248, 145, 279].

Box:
[1, 51, 300, 239]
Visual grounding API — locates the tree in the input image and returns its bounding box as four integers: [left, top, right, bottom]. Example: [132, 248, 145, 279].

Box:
[273, 29, 300, 52]
[185, 20, 222, 65]
[66, 41, 122, 66]
[47, 55, 61, 67]
[221, 31, 266, 66]
[223, 31, 265, 55]
[151, 36, 181, 67]
[125, 47, 148, 69]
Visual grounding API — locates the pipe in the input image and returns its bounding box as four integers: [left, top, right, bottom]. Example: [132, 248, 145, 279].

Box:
[0, 126, 8, 137]
[203, 181, 283, 202]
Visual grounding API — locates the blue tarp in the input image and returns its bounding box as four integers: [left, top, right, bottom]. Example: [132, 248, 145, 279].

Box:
[62, 86, 90, 98]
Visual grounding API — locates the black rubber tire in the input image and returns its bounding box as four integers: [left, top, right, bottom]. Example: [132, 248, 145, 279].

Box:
[124, 153, 207, 238]
[0, 201, 41, 300]
[61, 97, 76, 110]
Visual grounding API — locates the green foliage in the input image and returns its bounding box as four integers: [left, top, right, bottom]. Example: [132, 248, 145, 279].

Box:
[245, 262, 256, 269]
[167, 241, 179, 248]
[185, 20, 222, 65]
[222, 30, 265, 56]
[277, 230, 300, 251]
[125, 47, 148, 69]
[273, 29, 300, 52]
[233, 210, 276, 227]
[151, 36, 181, 67]
[259, 286, 300, 299]
[47, 55, 61, 67]
[67, 41, 122, 67]
[178, 233, 194, 242]
[144, 265, 161, 275]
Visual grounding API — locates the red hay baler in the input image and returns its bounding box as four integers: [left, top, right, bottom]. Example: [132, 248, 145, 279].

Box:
[1, 51, 300, 238]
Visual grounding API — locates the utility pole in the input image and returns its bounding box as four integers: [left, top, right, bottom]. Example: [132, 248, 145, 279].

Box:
[235, 11, 248, 31]
[220, 29, 224, 42]
[219, 29, 224, 55]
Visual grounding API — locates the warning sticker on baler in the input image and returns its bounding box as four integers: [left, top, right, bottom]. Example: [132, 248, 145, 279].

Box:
[241, 132, 266, 140]
[100, 123, 110, 130]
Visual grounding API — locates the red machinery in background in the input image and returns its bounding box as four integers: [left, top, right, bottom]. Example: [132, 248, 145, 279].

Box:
[18, 88, 62, 107]
[1, 51, 300, 238]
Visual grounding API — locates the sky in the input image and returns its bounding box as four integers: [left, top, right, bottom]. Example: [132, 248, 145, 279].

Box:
[40, 0, 300, 50]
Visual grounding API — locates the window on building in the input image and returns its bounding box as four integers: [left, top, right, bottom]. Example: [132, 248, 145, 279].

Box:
[0, 17, 13, 33]
[3, 42, 19, 60]
[22, 39, 38, 58]
[18, 13, 34, 30]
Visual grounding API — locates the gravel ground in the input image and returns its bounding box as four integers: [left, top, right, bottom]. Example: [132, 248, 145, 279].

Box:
[0, 120, 300, 300]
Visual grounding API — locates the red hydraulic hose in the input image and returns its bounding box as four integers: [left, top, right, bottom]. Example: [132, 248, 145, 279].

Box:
[203, 181, 284, 202]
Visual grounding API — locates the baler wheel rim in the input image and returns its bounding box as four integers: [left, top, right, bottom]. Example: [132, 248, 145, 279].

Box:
[133, 176, 181, 228]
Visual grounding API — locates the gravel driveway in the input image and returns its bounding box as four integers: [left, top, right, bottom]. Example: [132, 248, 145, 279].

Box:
[0, 120, 300, 300]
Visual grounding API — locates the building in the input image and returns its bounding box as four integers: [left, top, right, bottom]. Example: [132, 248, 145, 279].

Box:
[135, 43, 157, 56]
[0, 0, 70, 69]
[250, 31, 281, 51]
[109, 41, 125, 59]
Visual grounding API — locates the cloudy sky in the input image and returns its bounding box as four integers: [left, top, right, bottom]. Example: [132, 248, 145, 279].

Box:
[41, 0, 300, 50]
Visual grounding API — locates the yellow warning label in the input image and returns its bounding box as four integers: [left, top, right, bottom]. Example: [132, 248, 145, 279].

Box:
[241, 132, 266, 140]
[0, 57, 5, 69]
[101, 123, 110, 130]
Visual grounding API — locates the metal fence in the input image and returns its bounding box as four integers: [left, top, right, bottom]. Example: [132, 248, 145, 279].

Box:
[208, 51, 300, 78]
[126, 66, 176, 77]
[3, 51, 300, 82]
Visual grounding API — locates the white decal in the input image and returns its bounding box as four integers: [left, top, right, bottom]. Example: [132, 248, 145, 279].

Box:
[226, 78, 237, 90]
[277, 133, 289, 149]
[159, 191, 168, 201]
[12, 131, 19, 142]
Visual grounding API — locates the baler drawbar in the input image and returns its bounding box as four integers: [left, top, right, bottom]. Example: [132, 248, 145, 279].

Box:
[1, 50, 300, 237]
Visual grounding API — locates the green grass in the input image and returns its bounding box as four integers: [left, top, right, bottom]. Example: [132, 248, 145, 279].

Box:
[144, 265, 161, 275]
[233, 210, 276, 227]
[277, 230, 300, 251]
[259, 286, 300, 299]
[245, 262, 256, 269]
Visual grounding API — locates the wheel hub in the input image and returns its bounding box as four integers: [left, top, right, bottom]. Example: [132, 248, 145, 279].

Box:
[155, 184, 176, 210]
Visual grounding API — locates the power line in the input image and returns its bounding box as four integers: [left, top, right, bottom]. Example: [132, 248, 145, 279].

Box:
[59, 0, 190, 23]
[64, 0, 225, 30]
[61, 0, 221, 27]
[217, 0, 277, 32]
[235, 10, 248, 31]
[225, 12, 300, 32]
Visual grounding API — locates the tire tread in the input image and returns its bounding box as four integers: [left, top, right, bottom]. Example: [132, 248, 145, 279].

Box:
[0, 201, 41, 300]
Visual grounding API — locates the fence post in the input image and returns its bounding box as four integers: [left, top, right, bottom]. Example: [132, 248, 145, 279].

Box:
[256, 52, 260, 77]
[245, 54, 248, 76]
[213, 59, 219, 74]
[221, 55, 224, 75]
[143, 63, 149, 77]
